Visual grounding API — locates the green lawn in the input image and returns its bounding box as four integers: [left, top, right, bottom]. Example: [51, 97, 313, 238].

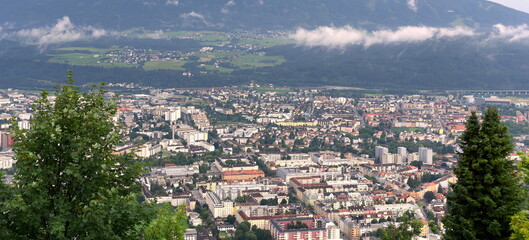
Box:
[142, 60, 187, 71]
[391, 127, 426, 134]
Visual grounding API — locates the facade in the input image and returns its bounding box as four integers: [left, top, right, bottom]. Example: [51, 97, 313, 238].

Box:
[375, 146, 388, 163]
[397, 147, 407, 164]
[222, 170, 265, 181]
[269, 217, 342, 240]
[418, 147, 433, 165]
[164, 107, 182, 122]
[205, 191, 234, 218]
[164, 164, 199, 177]
[185, 229, 197, 240]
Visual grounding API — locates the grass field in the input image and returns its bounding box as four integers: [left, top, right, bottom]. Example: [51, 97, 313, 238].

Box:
[48, 47, 136, 68]
[48, 53, 137, 68]
[53, 47, 116, 54]
[238, 38, 295, 47]
[230, 54, 285, 69]
[255, 88, 291, 95]
[142, 60, 187, 71]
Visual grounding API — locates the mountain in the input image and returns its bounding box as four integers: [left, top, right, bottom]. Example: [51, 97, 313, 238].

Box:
[1, 0, 529, 90]
[1, 0, 529, 31]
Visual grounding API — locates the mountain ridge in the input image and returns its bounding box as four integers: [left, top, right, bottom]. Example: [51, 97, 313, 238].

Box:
[1, 0, 529, 31]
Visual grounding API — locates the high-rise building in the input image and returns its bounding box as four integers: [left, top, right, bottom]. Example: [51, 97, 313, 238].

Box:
[398, 147, 407, 164]
[381, 153, 403, 165]
[375, 146, 389, 163]
[164, 107, 181, 122]
[419, 147, 433, 165]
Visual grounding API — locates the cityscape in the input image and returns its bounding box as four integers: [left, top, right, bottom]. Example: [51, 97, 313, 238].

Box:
[2, 0, 529, 239]
[1, 84, 529, 239]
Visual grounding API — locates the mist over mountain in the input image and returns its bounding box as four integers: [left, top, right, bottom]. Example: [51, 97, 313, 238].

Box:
[1, 0, 529, 90]
[1, 0, 529, 31]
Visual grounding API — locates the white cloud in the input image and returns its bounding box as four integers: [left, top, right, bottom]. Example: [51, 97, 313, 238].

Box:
[291, 25, 478, 48]
[180, 11, 208, 25]
[259, 0, 264, 5]
[226, 0, 235, 6]
[407, 0, 418, 12]
[166, 0, 179, 6]
[489, 24, 529, 42]
[12, 16, 113, 46]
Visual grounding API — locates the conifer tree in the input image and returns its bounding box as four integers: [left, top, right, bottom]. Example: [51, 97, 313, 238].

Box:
[443, 108, 526, 240]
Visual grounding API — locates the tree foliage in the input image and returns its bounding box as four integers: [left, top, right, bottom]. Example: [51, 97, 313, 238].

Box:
[423, 191, 436, 203]
[378, 214, 423, 240]
[143, 204, 187, 240]
[509, 153, 529, 240]
[443, 109, 526, 240]
[0, 74, 167, 239]
[234, 221, 272, 240]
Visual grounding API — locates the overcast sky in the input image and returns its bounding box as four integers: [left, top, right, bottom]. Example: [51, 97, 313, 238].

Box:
[488, 0, 529, 14]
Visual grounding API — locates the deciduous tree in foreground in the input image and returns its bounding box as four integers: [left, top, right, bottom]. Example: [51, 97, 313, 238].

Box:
[0, 73, 186, 239]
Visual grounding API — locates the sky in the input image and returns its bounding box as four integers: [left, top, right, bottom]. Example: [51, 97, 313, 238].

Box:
[488, 0, 529, 14]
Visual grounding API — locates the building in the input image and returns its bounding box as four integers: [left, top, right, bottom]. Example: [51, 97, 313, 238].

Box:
[164, 164, 199, 177]
[214, 157, 259, 172]
[205, 191, 234, 218]
[397, 147, 407, 164]
[222, 170, 265, 181]
[185, 229, 197, 240]
[418, 147, 433, 165]
[381, 153, 403, 165]
[375, 146, 388, 163]
[269, 217, 342, 240]
[164, 107, 182, 122]
[0, 151, 14, 169]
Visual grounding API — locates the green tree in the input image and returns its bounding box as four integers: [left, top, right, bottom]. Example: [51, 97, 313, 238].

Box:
[226, 215, 236, 225]
[510, 212, 529, 240]
[379, 214, 423, 240]
[423, 191, 436, 203]
[410, 160, 423, 169]
[199, 163, 211, 173]
[2, 75, 154, 239]
[510, 153, 529, 240]
[443, 109, 526, 240]
[143, 204, 187, 240]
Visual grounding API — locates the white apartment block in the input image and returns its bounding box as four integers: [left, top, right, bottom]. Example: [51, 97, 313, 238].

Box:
[205, 191, 234, 218]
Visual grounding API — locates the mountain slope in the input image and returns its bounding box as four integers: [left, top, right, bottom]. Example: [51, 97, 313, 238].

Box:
[0, 0, 528, 31]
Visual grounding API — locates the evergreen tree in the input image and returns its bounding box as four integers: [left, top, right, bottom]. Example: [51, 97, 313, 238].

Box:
[2, 74, 154, 239]
[443, 109, 526, 240]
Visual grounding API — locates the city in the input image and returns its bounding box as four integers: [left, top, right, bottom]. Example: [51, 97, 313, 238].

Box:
[1, 84, 528, 239]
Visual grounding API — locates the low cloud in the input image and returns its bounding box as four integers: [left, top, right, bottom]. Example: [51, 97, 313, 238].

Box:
[10, 16, 114, 46]
[166, 0, 179, 6]
[489, 24, 529, 42]
[291, 25, 477, 48]
[226, 0, 235, 6]
[407, 0, 418, 12]
[180, 11, 209, 25]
